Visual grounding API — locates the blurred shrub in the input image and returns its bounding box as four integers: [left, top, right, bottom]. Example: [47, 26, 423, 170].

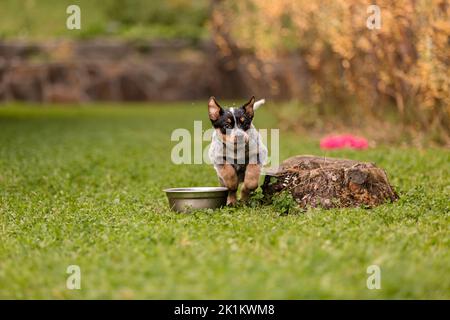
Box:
[0, 0, 208, 41]
[105, 0, 208, 40]
[211, 0, 450, 142]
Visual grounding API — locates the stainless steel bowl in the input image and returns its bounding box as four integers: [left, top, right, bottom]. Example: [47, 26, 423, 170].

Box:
[163, 187, 228, 213]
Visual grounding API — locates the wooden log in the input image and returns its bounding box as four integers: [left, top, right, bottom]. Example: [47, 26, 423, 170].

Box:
[262, 155, 398, 209]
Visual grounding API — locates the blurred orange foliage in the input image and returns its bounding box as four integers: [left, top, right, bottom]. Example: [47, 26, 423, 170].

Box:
[211, 0, 449, 140]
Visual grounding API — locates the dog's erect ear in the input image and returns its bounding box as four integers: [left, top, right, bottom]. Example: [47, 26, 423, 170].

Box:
[242, 96, 256, 117]
[208, 97, 223, 121]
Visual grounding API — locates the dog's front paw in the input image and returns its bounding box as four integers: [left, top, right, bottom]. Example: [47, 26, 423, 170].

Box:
[226, 194, 237, 206]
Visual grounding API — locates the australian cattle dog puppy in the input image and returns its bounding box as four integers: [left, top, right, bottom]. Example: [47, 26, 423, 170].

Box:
[208, 96, 267, 205]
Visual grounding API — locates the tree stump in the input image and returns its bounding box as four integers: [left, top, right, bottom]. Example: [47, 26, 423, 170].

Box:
[262, 155, 398, 209]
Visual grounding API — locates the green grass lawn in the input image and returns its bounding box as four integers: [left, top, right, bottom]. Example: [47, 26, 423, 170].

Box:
[0, 103, 448, 299]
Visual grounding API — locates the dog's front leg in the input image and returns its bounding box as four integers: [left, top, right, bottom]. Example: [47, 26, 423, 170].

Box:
[217, 164, 239, 205]
[241, 164, 261, 202]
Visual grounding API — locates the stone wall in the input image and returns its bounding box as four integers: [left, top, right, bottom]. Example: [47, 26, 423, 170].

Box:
[0, 40, 310, 103]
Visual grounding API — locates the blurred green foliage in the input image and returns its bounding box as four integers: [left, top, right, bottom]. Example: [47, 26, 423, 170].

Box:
[106, 0, 208, 40]
[0, 0, 209, 40]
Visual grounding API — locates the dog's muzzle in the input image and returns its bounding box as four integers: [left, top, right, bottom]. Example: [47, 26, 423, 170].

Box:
[231, 129, 249, 143]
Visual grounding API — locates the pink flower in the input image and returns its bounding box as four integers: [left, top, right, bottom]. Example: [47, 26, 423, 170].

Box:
[320, 134, 368, 150]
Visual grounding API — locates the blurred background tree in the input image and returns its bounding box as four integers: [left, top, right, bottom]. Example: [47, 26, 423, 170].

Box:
[0, 0, 209, 41]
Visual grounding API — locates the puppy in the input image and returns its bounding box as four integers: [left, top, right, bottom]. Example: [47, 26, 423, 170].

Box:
[208, 96, 267, 205]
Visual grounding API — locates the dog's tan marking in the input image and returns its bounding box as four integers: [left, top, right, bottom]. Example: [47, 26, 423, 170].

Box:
[241, 164, 261, 202]
[217, 163, 239, 205]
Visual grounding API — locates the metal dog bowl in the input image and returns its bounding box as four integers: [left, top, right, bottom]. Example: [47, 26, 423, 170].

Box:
[164, 187, 228, 213]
